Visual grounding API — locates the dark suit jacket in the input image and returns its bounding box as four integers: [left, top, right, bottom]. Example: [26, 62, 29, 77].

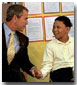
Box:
[2, 23, 34, 82]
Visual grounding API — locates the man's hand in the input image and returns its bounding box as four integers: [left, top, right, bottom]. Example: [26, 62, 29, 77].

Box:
[34, 68, 42, 79]
[30, 67, 42, 79]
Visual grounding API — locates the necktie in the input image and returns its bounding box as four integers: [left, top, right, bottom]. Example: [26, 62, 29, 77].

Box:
[7, 32, 15, 64]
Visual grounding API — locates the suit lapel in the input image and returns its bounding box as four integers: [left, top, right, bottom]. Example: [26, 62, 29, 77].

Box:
[2, 23, 8, 66]
[2, 23, 7, 53]
[15, 31, 26, 53]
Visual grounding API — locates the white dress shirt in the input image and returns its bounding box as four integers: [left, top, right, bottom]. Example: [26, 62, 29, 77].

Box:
[41, 37, 74, 79]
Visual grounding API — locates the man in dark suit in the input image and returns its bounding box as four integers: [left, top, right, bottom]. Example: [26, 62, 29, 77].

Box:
[2, 4, 40, 82]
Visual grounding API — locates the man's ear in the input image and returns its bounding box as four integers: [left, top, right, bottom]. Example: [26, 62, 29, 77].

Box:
[13, 15, 18, 22]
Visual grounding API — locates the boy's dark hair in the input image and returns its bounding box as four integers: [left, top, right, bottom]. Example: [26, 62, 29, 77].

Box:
[55, 16, 72, 28]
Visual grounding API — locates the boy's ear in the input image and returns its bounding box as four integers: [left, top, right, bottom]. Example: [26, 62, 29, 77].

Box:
[66, 27, 70, 33]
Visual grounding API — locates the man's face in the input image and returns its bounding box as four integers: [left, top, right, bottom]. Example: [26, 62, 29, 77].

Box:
[52, 20, 69, 40]
[15, 10, 28, 32]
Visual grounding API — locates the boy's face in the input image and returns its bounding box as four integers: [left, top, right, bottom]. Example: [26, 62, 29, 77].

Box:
[52, 20, 70, 41]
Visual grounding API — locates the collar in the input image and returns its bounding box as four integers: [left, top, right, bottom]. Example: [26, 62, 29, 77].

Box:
[4, 23, 15, 36]
[55, 36, 72, 45]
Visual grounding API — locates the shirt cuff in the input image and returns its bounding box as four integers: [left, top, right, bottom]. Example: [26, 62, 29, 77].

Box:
[40, 69, 48, 79]
[72, 67, 74, 71]
[30, 66, 36, 70]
